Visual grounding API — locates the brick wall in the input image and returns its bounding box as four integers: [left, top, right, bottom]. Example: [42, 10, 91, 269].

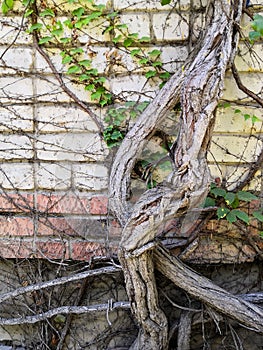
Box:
[0, 0, 262, 261]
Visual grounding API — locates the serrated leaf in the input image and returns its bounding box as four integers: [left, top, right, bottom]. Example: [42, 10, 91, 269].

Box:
[232, 209, 250, 224]
[39, 9, 55, 17]
[217, 207, 230, 219]
[161, 0, 171, 5]
[28, 23, 43, 32]
[226, 211, 237, 223]
[145, 70, 156, 79]
[148, 49, 161, 57]
[224, 192, 236, 206]
[252, 210, 263, 222]
[79, 59, 91, 67]
[67, 65, 81, 74]
[211, 187, 226, 198]
[237, 191, 258, 202]
[1, 0, 14, 14]
[38, 36, 53, 45]
[130, 49, 141, 57]
[204, 196, 216, 208]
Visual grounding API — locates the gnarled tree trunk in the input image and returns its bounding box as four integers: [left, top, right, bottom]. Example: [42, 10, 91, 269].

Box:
[110, 0, 263, 349]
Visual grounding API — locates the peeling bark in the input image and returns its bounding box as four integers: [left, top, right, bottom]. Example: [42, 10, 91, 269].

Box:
[109, 1, 258, 349]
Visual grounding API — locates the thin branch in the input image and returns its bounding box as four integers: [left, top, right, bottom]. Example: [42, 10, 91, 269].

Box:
[231, 63, 263, 108]
[33, 41, 104, 134]
[0, 301, 131, 326]
[0, 265, 121, 304]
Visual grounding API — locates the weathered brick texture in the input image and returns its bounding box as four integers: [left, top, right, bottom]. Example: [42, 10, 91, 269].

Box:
[0, 0, 262, 261]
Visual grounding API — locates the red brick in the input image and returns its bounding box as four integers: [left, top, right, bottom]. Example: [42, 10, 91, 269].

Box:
[37, 217, 76, 236]
[0, 193, 34, 213]
[36, 240, 69, 260]
[0, 239, 33, 259]
[70, 241, 108, 260]
[0, 216, 34, 236]
[89, 196, 108, 215]
[37, 193, 89, 215]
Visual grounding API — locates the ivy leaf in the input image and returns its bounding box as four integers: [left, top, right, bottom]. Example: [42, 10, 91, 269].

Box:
[39, 9, 55, 17]
[38, 36, 53, 45]
[1, 0, 14, 14]
[28, 23, 43, 32]
[148, 49, 161, 57]
[211, 187, 226, 198]
[226, 211, 237, 223]
[145, 70, 157, 79]
[224, 192, 236, 206]
[252, 210, 263, 222]
[231, 209, 250, 224]
[160, 0, 171, 5]
[237, 191, 258, 202]
[67, 65, 81, 74]
[123, 37, 134, 48]
[204, 196, 216, 208]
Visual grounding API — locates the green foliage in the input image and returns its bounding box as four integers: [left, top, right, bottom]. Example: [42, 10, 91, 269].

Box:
[161, 0, 172, 5]
[249, 14, 263, 42]
[205, 183, 262, 230]
[1, 0, 14, 14]
[234, 109, 262, 124]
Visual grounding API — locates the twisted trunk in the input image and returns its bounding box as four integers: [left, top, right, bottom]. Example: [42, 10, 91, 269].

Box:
[109, 1, 262, 349]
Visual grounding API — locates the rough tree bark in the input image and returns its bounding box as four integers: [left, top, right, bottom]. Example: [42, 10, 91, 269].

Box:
[109, 0, 263, 349]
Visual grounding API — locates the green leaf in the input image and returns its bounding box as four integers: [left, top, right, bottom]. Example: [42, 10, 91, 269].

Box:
[73, 7, 85, 18]
[217, 207, 230, 219]
[145, 70, 157, 79]
[139, 36, 150, 42]
[139, 58, 148, 65]
[28, 23, 43, 32]
[231, 209, 250, 224]
[38, 36, 53, 45]
[161, 0, 171, 5]
[130, 49, 141, 57]
[251, 115, 261, 124]
[249, 31, 261, 42]
[226, 211, 237, 223]
[39, 9, 55, 17]
[70, 47, 84, 55]
[61, 55, 72, 64]
[152, 61, 162, 67]
[244, 113, 251, 121]
[148, 49, 161, 57]
[123, 37, 134, 48]
[112, 35, 122, 44]
[252, 210, 263, 222]
[84, 84, 95, 91]
[234, 109, 241, 113]
[237, 191, 258, 202]
[1, 0, 14, 14]
[210, 187, 226, 198]
[67, 65, 81, 74]
[159, 72, 171, 80]
[204, 197, 216, 208]
[79, 59, 92, 67]
[224, 192, 236, 206]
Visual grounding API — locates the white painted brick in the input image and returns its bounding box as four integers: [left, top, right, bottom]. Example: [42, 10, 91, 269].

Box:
[117, 13, 150, 37]
[35, 49, 65, 74]
[0, 17, 32, 44]
[223, 73, 263, 101]
[160, 46, 189, 71]
[209, 165, 262, 192]
[73, 163, 108, 191]
[109, 74, 149, 100]
[36, 163, 71, 190]
[0, 163, 34, 189]
[36, 105, 100, 133]
[208, 135, 263, 163]
[235, 44, 263, 72]
[113, 0, 193, 10]
[214, 106, 263, 134]
[0, 47, 33, 74]
[0, 135, 33, 160]
[0, 105, 33, 132]
[0, 77, 33, 103]
[35, 77, 71, 102]
[36, 133, 107, 161]
[153, 12, 189, 41]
